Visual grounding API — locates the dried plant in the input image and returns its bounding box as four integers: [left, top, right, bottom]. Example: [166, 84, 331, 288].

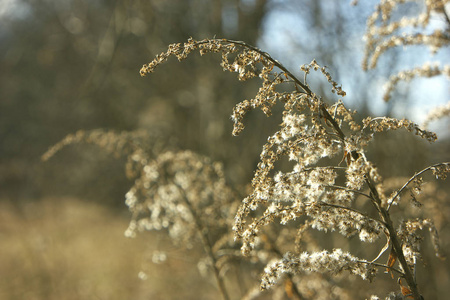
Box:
[138, 37, 449, 299]
[43, 130, 239, 300]
[43, 2, 450, 300]
[423, 100, 450, 128]
[361, 0, 450, 103]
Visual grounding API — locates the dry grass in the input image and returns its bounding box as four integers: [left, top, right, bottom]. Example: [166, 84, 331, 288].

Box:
[0, 198, 218, 300]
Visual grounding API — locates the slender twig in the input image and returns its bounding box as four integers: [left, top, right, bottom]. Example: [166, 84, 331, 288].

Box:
[365, 175, 423, 300]
[387, 162, 450, 211]
[441, 0, 450, 26]
[318, 201, 386, 227]
[174, 182, 230, 300]
[215, 39, 313, 95]
[355, 260, 404, 276]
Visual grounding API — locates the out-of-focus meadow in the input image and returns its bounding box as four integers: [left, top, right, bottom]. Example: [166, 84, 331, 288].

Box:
[0, 197, 219, 299]
[1, 1, 273, 298]
[1, 0, 449, 299]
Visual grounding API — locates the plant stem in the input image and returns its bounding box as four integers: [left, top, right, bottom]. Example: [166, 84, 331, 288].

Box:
[387, 162, 450, 211]
[174, 183, 230, 300]
[365, 175, 422, 300]
[218, 39, 313, 95]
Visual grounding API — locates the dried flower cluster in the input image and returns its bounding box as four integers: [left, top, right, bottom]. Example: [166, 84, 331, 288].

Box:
[261, 249, 377, 290]
[383, 63, 450, 101]
[363, 0, 449, 70]
[138, 37, 449, 299]
[43, 129, 238, 300]
[362, 0, 450, 103]
[362, 116, 437, 142]
[124, 150, 235, 245]
[423, 100, 450, 128]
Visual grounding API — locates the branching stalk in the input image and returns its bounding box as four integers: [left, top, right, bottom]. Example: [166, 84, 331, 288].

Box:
[387, 162, 450, 211]
[213, 38, 421, 298]
[365, 176, 423, 300]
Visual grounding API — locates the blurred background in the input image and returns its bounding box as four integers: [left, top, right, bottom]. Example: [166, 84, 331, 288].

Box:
[1, 0, 449, 299]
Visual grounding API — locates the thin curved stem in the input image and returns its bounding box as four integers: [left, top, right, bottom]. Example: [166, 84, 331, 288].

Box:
[355, 260, 404, 276]
[318, 201, 386, 227]
[217, 39, 313, 95]
[174, 182, 230, 300]
[365, 175, 422, 300]
[387, 162, 450, 211]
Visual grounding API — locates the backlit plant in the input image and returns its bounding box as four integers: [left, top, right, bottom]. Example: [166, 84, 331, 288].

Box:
[44, 1, 449, 299]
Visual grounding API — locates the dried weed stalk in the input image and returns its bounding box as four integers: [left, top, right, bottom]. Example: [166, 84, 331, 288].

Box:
[43, 2, 450, 299]
[139, 37, 448, 299]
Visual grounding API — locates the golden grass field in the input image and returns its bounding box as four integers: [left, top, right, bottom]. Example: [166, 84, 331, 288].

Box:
[0, 198, 219, 300]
